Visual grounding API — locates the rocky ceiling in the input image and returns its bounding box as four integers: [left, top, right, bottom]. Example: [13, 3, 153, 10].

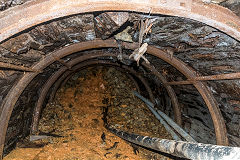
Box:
[0, 0, 240, 158]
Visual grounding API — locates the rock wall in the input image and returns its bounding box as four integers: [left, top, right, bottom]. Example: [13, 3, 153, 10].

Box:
[0, 11, 240, 156]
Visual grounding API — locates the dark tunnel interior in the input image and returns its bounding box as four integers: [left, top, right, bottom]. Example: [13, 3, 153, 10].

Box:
[0, 0, 240, 159]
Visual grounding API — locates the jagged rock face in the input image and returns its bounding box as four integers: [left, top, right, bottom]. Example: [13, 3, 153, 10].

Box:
[0, 4, 240, 157]
[0, 13, 96, 155]
[145, 16, 240, 145]
[0, 0, 30, 11]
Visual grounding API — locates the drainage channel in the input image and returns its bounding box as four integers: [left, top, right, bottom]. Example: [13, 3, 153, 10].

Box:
[3, 66, 175, 160]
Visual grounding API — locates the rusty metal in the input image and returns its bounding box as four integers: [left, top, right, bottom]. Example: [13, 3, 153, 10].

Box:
[0, 40, 118, 158]
[48, 71, 74, 102]
[133, 91, 186, 141]
[60, 73, 75, 89]
[142, 62, 182, 126]
[0, 61, 38, 72]
[123, 41, 229, 146]
[108, 55, 181, 126]
[49, 67, 140, 102]
[0, 0, 240, 43]
[52, 56, 72, 70]
[120, 63, 155, 104]
[31, 55, 153, 134]
[31, 67, 69, 134]
[0, 39, 227, 158]
[166, 72, 240, 85]
[57, 59, 72, 70]
[31, 53, 154, 134]
[120, 72, 141, 94]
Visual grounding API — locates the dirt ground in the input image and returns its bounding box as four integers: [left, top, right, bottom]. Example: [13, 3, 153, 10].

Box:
[4, 66, 173, 160]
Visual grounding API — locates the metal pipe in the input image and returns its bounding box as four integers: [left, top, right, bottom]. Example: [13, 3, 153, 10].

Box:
[156, 109, 197, 142]
[142, 62, 182, 127]
[166, 72, 240, 85]
[133, 91, 196, 143]
[124, 41, 228, 145]
[108, 127, 240, 160]
[133, 90, 154, 109]
[145, 103, 181, 141]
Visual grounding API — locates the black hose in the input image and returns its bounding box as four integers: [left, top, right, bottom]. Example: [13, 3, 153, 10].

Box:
[107, 127, 240, 160]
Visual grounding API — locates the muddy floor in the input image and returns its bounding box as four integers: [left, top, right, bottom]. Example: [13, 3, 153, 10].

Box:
[4, 66, 173, 160]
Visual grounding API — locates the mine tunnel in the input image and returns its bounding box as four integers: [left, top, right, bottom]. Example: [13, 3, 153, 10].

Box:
[0, 0, 240, 159]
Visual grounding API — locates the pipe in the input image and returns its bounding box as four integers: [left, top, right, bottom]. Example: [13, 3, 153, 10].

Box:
[145, 103, 181, 141]
[142, 62, 182, 126]
[124, 41, 228, 145]
[156, 109, 197, 142]
[108, 127, 240, 160]
[133, 91, 196, 143]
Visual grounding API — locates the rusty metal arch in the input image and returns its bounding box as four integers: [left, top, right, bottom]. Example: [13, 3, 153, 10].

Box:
[31, 57, 155, 134]
[48, 51, 181, 126]
[0, 0, 240, 42]
[123, 42, 228, 145]
[0, 39, 227, 158]
[48, 66, 141, 103]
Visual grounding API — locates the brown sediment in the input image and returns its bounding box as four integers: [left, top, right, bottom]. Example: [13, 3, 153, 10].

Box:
[4, 66, 172, 160]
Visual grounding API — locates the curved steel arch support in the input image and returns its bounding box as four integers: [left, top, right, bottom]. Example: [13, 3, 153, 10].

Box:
[31, 58, 154, 134]
[142, 62, 182, 127]
[0, 0, 240, 42]
[48, 72, 75, 103]
[0, 39, 227, 159]
[123, 42, 228, 145]
[48, 69, 141, 103]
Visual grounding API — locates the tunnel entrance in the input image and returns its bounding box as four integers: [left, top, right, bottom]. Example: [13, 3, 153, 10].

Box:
[4, 66, 174, 160]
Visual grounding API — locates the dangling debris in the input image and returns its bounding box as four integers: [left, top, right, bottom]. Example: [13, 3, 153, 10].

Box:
[129, 43, 150, 66]
[129, 17, 155, 66]
[138, 18, 154, 46]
